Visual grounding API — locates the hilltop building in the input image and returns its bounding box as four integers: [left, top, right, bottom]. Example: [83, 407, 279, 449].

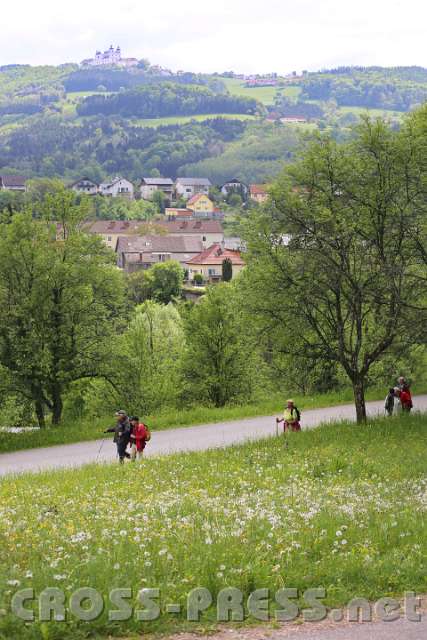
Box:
[81, 45, 138, 68]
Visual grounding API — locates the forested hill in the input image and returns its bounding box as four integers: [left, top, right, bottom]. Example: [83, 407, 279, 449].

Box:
[1, 62, 427, 184]
[301, 66, 427, 110]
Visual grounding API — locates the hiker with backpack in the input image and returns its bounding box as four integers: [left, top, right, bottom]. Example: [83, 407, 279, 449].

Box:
[129, 416, 151, 461]
[104, 410, 132, 463]
[276, 399, 301, 432]
[384, 387, 395, 417]
[400, 384, 413, 413]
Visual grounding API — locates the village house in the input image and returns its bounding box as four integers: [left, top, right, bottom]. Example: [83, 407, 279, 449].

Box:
[186, 243, 245, 283]
[85, 220, 146, 251]
[220, 178, 249, 199]
[157, 219, 224, 247]
[117, 235, 203, 272]
[140, 177, 174, 201]
[186, 193, 214, 214]
[69, 177, 99, 196]
[175, 177, 211, 201]
[186, 194, 224, 220]
[99, 177, 134, 199]
[0, 175, 27, 192]
[249, 184, 269, 204]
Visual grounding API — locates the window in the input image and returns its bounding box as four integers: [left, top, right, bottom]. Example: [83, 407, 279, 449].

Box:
[202, 236, 206, 242]
[107, 236, 112, 242]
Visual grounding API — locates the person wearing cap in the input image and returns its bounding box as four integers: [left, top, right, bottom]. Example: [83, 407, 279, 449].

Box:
[104, 410, 132, 463]
[276, 399, 301, 432]
[129, 416, 151, 461]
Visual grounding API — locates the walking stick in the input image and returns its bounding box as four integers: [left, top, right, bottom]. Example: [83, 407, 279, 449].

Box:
[96, 438, 106, 463]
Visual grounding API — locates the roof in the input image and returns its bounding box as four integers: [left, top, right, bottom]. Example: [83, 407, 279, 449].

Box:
[86, 220, 144, 234]
[187, 193, 212, 206]
[157, 220, 223, 234]
[141, 177, 174, 186]
[69, 177, 98, 188]
[221, 178, 248, 187]
[100, 177, 133, 189]
[250, 184, 268, 195]
[187, 243, 245, 266]
[165, 208, 194, 218]
[117, 235, 203, 255]
[0, 175, 27, 187]
[176, 177, 212, 187]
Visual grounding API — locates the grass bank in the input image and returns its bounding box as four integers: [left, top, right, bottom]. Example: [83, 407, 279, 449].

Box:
[0, 388, 392, 455]
[0, 413, 426, 639]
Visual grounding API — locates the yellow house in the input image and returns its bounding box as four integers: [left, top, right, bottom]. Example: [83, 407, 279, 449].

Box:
[186, 193, 214, 214]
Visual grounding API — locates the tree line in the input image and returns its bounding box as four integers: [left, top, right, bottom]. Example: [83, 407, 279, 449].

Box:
[301, 74, 427, 111]
[76, 83, 260, 118]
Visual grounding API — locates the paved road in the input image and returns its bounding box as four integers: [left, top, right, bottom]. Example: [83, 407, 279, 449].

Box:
[260, 616, 427, 640]
[1, 395, 426, 478]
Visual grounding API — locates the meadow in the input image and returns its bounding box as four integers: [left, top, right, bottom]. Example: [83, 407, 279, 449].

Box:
[219, 77, 298, 105]
[0, 413, 426, 639]
[131, 113, 257, 127]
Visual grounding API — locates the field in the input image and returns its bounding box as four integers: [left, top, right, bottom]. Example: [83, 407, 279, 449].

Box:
[221, 78, 303, 106]
[0, 413, 426, 639]
[0, 388, 391, 455]
[131, 113, 257, 127]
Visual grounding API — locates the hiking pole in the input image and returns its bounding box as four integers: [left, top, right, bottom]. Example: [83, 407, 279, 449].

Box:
[96, 438, 106, 463]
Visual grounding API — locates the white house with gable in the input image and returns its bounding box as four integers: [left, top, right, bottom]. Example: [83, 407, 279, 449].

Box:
[99, 177, 134, 198]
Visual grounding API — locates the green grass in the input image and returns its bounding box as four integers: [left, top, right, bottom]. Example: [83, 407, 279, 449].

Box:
[131, 113, 257, 127]
[0, 413, 426, 639]
[0, 387, 402, 455]
[220, 77, 278, 105]
[220, 77, 302, 106]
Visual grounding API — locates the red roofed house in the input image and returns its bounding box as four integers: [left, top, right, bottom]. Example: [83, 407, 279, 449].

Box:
[249, 184, 269, 204]
[186, 243, 245, 283]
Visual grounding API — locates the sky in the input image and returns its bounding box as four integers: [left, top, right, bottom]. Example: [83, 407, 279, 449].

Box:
[1, 0, 427, 74]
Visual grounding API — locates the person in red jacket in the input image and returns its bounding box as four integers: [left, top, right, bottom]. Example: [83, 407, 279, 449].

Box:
[129, 416, 151, 461]
[400, 385, 413, 413]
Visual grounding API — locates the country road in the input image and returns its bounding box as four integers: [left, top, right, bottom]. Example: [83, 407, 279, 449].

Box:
[1, 395, 426, 478]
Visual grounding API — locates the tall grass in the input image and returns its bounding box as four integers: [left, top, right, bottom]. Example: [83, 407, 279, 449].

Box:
[0, 413, 426, 639]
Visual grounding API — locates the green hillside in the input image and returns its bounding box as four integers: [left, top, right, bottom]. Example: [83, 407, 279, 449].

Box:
[1, 64, 426, 183]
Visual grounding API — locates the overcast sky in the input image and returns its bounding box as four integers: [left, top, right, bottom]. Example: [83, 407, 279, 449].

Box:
[2, 0, 426, 73]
